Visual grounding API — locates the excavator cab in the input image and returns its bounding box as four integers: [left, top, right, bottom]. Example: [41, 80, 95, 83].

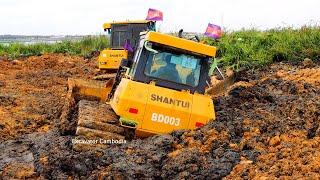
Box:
[98, 21, 156, 70]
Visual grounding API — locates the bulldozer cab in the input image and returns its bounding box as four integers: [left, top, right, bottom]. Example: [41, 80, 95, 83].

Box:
[106, 31, 217, 136]
[126, 31, 216, 94]
[98, 20, 155, 70]
[103, 20, 156, 50]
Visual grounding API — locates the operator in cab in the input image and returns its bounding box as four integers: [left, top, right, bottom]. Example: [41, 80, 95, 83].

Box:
[151, 54, 182, 84]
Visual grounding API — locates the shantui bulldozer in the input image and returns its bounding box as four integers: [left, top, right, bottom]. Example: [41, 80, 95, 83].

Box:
[60, 30, 234, 151]
[94, 20, 156, 80]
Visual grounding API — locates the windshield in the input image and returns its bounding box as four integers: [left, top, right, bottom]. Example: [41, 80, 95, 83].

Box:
[144, 50, 202, 87]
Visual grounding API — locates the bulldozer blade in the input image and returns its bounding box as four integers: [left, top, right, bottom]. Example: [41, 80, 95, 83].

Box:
[59, 78, 114, 135]
[67, 78, 113, 102]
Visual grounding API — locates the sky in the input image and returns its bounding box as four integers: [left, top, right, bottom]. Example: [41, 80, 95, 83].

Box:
[0, 0, 319, 35]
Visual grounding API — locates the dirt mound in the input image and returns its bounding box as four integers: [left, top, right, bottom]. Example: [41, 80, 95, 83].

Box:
[0, 94, 17, 107]
[0, 54, 97, 141]
[0, 55, 319, 179]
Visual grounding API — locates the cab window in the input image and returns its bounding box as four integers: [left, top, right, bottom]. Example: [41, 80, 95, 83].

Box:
[144, 51, 201, 87]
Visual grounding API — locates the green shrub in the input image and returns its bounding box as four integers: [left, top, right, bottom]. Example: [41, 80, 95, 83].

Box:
[206, 26, 320, 70]
[1, 26, 319, 70]
[0, 35, 109, 59]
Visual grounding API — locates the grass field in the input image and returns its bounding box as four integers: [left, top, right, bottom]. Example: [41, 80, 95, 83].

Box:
[0, 35, 109, 59]
[1, 26, 319, 70]
[206, 26, 320, 70]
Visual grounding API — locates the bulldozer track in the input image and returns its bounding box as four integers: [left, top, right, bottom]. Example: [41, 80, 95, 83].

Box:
[72, 100, 126, 151]
[59, 78, 115, 134]
[57, 77, 128, 151]
[76, 100, 125, 135]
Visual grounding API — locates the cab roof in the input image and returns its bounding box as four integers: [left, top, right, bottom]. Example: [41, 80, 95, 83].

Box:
[103, 20, 153, 30]
[145, 31, 217, 57]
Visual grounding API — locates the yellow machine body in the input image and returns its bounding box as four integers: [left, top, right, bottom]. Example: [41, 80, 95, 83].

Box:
[110, 78, 215, 136]
[98, 20, 155, 70]
[103, 20, 153, 30]
[108, 31, 217, 136]
[67, 31, 217, 142]
[98, 49, 128, 70]
[145, 31, 217, 57]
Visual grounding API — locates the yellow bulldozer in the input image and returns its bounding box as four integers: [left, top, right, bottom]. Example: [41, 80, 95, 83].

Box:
[96, 20, 156, 78]
[60, 31, 225, 151]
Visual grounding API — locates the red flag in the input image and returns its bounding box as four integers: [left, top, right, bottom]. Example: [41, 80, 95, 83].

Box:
[204, 23, 222, 39]
[146, 8, 163, 21]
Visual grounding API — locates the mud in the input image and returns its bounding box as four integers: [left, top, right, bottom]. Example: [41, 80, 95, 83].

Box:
[0, 54, 319, 179]
[0, 54, 97, 141]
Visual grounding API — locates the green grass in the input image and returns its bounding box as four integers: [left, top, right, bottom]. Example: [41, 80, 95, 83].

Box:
[206, 26, 320, 70]
[1, 26, 319, 70]
[0, 35, 109, 59]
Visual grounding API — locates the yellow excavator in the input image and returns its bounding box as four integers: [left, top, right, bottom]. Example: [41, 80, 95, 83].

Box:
[60, 31, 221, 151]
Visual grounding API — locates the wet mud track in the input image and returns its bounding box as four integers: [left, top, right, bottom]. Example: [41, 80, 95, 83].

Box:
[0, 55, 319, 179]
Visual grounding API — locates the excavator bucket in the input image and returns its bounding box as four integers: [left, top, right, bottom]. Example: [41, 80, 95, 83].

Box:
[59, 78, 128, 151]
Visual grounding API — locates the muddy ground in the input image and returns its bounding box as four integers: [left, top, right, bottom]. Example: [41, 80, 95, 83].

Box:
[0, 54, 319, 179]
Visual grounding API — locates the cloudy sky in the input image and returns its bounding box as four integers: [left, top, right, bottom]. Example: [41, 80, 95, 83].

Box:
[0, 0, 319, 35]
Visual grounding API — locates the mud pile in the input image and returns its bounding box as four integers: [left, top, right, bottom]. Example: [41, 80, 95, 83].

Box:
[0, 54, 97, 141]
[0, 54, 319, 179]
